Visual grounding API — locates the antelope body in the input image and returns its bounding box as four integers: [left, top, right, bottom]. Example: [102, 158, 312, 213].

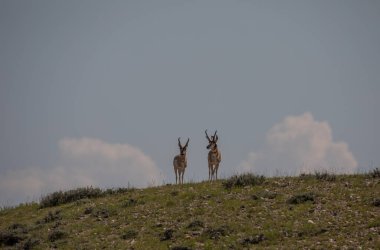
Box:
[205, 130, 221, 181]
[173, 137, 189, 184]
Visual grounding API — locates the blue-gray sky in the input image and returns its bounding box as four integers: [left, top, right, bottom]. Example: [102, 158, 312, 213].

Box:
[1, 0, 379, 206]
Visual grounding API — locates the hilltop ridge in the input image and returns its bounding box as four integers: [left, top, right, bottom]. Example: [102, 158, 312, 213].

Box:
[0, 173, 379, 249]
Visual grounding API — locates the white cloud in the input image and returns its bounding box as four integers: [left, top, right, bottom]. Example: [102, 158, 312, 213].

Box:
[237, 113, 357, 176]
[0, 138, 164, 206]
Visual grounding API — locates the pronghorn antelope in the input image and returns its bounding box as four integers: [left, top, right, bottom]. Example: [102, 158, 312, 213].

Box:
[173, 137, 189, 184]
[205, 130, 221, 181]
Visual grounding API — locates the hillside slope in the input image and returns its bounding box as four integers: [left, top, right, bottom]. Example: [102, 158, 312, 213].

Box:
[0, 174, 379, 249]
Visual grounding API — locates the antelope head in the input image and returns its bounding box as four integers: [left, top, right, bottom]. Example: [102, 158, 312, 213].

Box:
[178, 137, 189, 156]
[205, 130, 218, 150]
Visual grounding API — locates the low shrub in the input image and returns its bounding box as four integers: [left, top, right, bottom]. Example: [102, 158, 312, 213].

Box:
[257, 190, 277, 199]
[40, 187, 103, 208]
[104, 187, 135, 195]
[160, 229, 174, 241]
[372, 198, 380, 207]
[287, 192, 315, 204]
[121, 230, 138, 240]
[37, 210, 62, 224]
[171, 246, 192, 250]
[240, 234, 265, 245]
[297, 226, 328, 237]
[0, 224, 28, 246]
[122, 198, 138, 208]
[300, 171, 336, 181]
[40, 186, 135, 208]
[204, 225, 231, 239]
[368, 168, 380, 178]
[48, 230, 66, 242]
[7, 224, 28, 234]
[170, 190, 179, 196]
[223, 173, 265, 189]
[0, 231, 24, 246]
[187, 220, 204, 229]
[83, 207, 93, 215]
[22, 237, 40, 250]
[314, 171, 336, 181]
[93, 208, 110, 219]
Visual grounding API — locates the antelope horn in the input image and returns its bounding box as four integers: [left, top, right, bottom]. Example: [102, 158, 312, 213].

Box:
[178, 137, 182, 149]
[184, 138, 190, 148]
[205, 130, 211, 142]
[213, 130, 217, 141]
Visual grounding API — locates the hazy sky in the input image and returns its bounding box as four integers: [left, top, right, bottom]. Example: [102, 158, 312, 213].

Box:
[1, 0, 379, 206]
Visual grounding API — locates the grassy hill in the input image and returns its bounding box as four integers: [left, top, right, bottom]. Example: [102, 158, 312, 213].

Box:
[1, 172, 379, 249]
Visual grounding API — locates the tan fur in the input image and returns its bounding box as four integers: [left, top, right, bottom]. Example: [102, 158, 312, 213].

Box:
[205, 130, 222, 181]
[173, 138, 189, 184]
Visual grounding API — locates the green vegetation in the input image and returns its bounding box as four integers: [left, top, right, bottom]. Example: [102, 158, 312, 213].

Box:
[368, 167, 380, 178]
[300, 171, 337, 182]
[0, 173, 379, 249]
[286, 192, 315, 204]
[39, 187, 133, 208]
[222, 173, 265, 189]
